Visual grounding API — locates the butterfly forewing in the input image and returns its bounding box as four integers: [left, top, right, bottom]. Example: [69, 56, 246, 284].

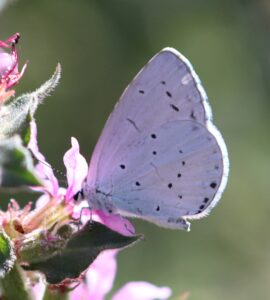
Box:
[86, 48, 229, 230]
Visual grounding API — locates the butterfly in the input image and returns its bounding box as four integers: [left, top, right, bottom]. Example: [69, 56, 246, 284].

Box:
[82, 48, 229, 231]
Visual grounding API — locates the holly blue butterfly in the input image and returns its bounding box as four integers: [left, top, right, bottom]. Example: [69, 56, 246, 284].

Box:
[82, 48, 229, 231]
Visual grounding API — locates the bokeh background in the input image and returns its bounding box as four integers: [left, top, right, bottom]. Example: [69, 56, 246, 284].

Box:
[1, 0, 270, 299]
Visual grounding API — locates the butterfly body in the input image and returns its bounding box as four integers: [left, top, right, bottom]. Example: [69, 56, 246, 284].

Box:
[84, 48, 229, 231]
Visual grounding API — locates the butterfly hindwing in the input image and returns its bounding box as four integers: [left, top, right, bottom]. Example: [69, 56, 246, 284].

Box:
[86, 48, 229, 230]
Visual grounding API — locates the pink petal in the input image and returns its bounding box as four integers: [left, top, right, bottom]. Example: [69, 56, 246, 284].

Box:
[72, 205, 134, 235]
[0, 50, 17, 77]
[72, 204, 135, 238]
[29, 276, 46, 300]
[86, 250, 117, 300]
[28, 120, 59, 196]
[69, 283, 89, 300]
[111, 282, 172, 300]
[96, 210, 135, 236]
[63, 137, 88, 201]
[69, 250, 117, 300]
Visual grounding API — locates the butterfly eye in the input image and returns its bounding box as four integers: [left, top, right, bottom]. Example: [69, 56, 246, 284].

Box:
[73, 189, 84, 201]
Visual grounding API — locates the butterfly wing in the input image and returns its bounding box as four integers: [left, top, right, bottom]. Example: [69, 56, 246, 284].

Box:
[86, 48, 229, 230]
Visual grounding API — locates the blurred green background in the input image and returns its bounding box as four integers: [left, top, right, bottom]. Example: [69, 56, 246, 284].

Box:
[1, 0, 270, 299]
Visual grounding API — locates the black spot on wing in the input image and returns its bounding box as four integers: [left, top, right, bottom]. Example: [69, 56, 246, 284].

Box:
[190, 110, 196, 120]
[204, 197, 210, 203]
[210, 182, 217, 189]
[170, 104, 179, 112]
[166, 91, 172, 98]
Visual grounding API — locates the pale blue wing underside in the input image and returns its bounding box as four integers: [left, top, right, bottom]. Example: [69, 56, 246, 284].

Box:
[85, 48, 229, 230]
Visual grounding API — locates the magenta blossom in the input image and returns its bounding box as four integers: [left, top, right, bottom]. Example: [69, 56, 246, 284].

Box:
[0, 33, 27, 92]
[69, 250, 172, 300]
[28, 119, 135, 235]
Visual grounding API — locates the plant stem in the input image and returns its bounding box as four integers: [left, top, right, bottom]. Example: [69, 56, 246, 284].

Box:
[0, 263, 31, 300]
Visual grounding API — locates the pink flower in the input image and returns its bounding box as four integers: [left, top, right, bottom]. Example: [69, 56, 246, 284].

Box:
[112, 282, 172, 300]
[0, 49, 17, 78]
[0, 33, 27, 90]
[69, 250, 171, 300]
[28, 121, 60, 197]
[63, 137, 88, 202]
[29, 120, 132, 230]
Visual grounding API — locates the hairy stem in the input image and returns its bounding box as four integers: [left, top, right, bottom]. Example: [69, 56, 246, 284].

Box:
[0, 263, 31, 300]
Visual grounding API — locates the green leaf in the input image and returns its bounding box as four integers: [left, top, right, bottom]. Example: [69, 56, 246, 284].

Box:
[22, 221, 142, 284]
[20, 114, 32, 147]
[0, 64, 61, 140]
[0, 229, 15, 278]
[0, 136, 41, 189]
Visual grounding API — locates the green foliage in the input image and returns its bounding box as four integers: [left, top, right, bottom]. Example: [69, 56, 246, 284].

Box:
[0, 229, 15, 278]
[0, 136, 41, 189]
[0, 65, 61, 141]
[1, 264, 31, 300]
[0, 65, 61, 190]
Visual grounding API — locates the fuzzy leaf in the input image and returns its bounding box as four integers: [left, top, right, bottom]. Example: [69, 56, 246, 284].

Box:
[22, 221, 142, 284]
[0, 229, 15, 278]
[20, 114, 32, 147]
[0, 64, 61, 140]
[0, 136, 41, 189]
